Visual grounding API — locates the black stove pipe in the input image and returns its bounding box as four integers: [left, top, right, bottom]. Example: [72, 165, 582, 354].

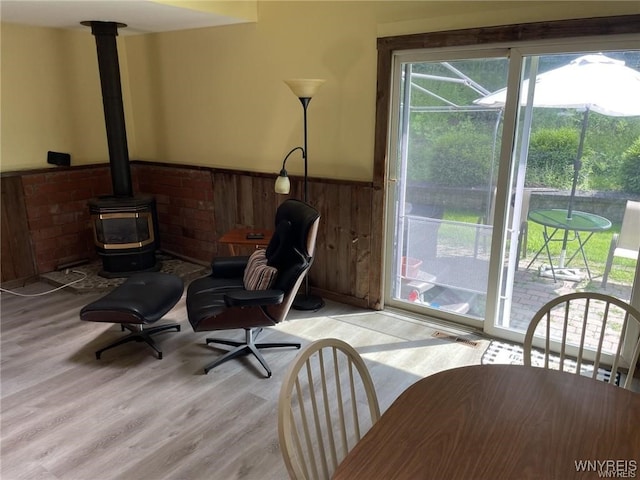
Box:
[83, 20, 132, 197]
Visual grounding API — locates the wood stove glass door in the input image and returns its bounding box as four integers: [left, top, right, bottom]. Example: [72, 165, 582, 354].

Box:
[92, 212, 155, 250]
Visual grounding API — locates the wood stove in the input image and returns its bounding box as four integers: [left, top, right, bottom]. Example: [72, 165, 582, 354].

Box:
[84, 20, 160, 277]
[89, 195, 159, 277]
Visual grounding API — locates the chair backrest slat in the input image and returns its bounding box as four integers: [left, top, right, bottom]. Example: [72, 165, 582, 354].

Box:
[293, 376, 317, 480]
[332, 348, 349, 463]
[574, 298, 589, 375]
[317, 349, 338, 476]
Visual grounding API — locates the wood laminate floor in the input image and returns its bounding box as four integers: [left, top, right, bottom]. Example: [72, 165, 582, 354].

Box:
[1, 281, 488, 480]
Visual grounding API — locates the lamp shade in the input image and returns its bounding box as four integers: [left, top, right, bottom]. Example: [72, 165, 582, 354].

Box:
[274, 174, 291, 194]
[284, 79, 326, 98]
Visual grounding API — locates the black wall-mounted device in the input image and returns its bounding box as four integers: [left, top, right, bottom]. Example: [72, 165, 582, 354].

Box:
[47, 151, 71, 167]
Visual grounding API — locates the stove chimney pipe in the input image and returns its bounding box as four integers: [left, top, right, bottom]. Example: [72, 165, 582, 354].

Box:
[82, 20, 132, 197]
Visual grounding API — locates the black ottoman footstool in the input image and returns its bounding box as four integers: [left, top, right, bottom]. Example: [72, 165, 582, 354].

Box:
[80, 273, 184, 360]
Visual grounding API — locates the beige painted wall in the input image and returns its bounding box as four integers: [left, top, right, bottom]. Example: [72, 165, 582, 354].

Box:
[0, 22, 135, 171]
[124, 1, 380, 181]
[2, 1, 640, 179]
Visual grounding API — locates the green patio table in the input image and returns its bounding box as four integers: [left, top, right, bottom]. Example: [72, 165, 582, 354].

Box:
[526, 208, 611, 281]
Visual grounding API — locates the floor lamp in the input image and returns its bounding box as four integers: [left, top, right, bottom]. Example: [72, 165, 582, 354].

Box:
[275, 78, 325, 311]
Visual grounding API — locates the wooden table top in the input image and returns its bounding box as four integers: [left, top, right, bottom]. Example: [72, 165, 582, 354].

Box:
[332, 364, 640, 480]
[219, 227, 272, 245]
[218, 227, 272, 254]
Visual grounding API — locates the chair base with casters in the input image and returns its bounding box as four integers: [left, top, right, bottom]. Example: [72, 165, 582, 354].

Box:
[186, 272, 304, 378]
[94, 322, 181, 360]
[203, 327, 301, 377]
[80, 272, 184, 360]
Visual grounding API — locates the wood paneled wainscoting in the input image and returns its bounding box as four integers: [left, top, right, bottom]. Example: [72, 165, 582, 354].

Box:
[1, 162, 382, 309]
[1, 166, 112, 284]
[1, 176, 38, 286]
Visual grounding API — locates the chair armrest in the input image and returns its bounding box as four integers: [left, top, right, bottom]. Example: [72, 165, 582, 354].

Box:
[211, 256, 250, 278]
[224, 289, 285, 307]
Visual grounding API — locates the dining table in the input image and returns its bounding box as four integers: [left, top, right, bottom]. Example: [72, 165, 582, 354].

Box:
[332, 364, 640, 480]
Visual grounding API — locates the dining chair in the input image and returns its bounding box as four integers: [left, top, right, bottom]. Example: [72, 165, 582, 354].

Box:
[278, 338, 380, 480]
[602, 200, 640, 288]
[524, 292, 640, 389]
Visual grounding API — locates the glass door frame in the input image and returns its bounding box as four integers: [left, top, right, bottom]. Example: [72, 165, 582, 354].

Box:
[384, 36, 640, 348]
[385, 46, 512, 329]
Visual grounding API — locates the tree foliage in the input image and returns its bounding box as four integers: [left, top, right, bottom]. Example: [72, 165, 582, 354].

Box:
[427, 122, 493, 187]
[404, 56, 640, 193]
[620, 137, 640, 194]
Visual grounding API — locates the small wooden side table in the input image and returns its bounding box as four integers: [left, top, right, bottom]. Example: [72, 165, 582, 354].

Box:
[219, 228, 272, 255]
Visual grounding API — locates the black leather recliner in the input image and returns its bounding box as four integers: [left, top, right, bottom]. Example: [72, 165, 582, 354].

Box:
[186, 199, 320, 378]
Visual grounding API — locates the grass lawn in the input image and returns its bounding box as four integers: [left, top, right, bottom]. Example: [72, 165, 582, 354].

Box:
[442, 209, 636, 285]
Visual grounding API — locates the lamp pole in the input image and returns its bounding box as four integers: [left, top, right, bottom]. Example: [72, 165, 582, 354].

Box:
[274, 79, 326, 311]
[300, 97, 311, 203]
[298, 94, 322, 310]
[293, 95, 323, 311]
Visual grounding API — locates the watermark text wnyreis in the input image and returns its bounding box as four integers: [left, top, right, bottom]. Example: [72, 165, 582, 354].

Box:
[575, 460, 637, 478]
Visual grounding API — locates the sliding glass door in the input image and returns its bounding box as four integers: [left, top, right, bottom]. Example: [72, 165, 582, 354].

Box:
[386, 51, 509, 327]
[385, 41, 640, 345]
[491, 49, 640, 346]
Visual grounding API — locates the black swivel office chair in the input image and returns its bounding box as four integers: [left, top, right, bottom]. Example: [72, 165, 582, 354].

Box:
[186, 199, 320, 378]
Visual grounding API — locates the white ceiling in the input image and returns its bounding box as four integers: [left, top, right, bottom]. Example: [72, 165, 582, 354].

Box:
[0, 0, 250, 35]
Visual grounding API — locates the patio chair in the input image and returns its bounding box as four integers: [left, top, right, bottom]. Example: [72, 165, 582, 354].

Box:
[474, 187, 532, 261]
[278, 338, 380, 480]
[473, 187, 496, 257]
[474, 188, 532, 260]
[523, 292, 640, 390]
[602, 200, 640, 288]
[513, 188, 532, 261]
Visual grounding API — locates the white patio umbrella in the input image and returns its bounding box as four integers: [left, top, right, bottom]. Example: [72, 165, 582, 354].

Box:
[476, 53, 640, 276]
[479, 54, 640, 116]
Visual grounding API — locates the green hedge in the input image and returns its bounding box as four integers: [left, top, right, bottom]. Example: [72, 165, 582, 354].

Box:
[406, 113, 640, 193]
[525, 127, 581, 189]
